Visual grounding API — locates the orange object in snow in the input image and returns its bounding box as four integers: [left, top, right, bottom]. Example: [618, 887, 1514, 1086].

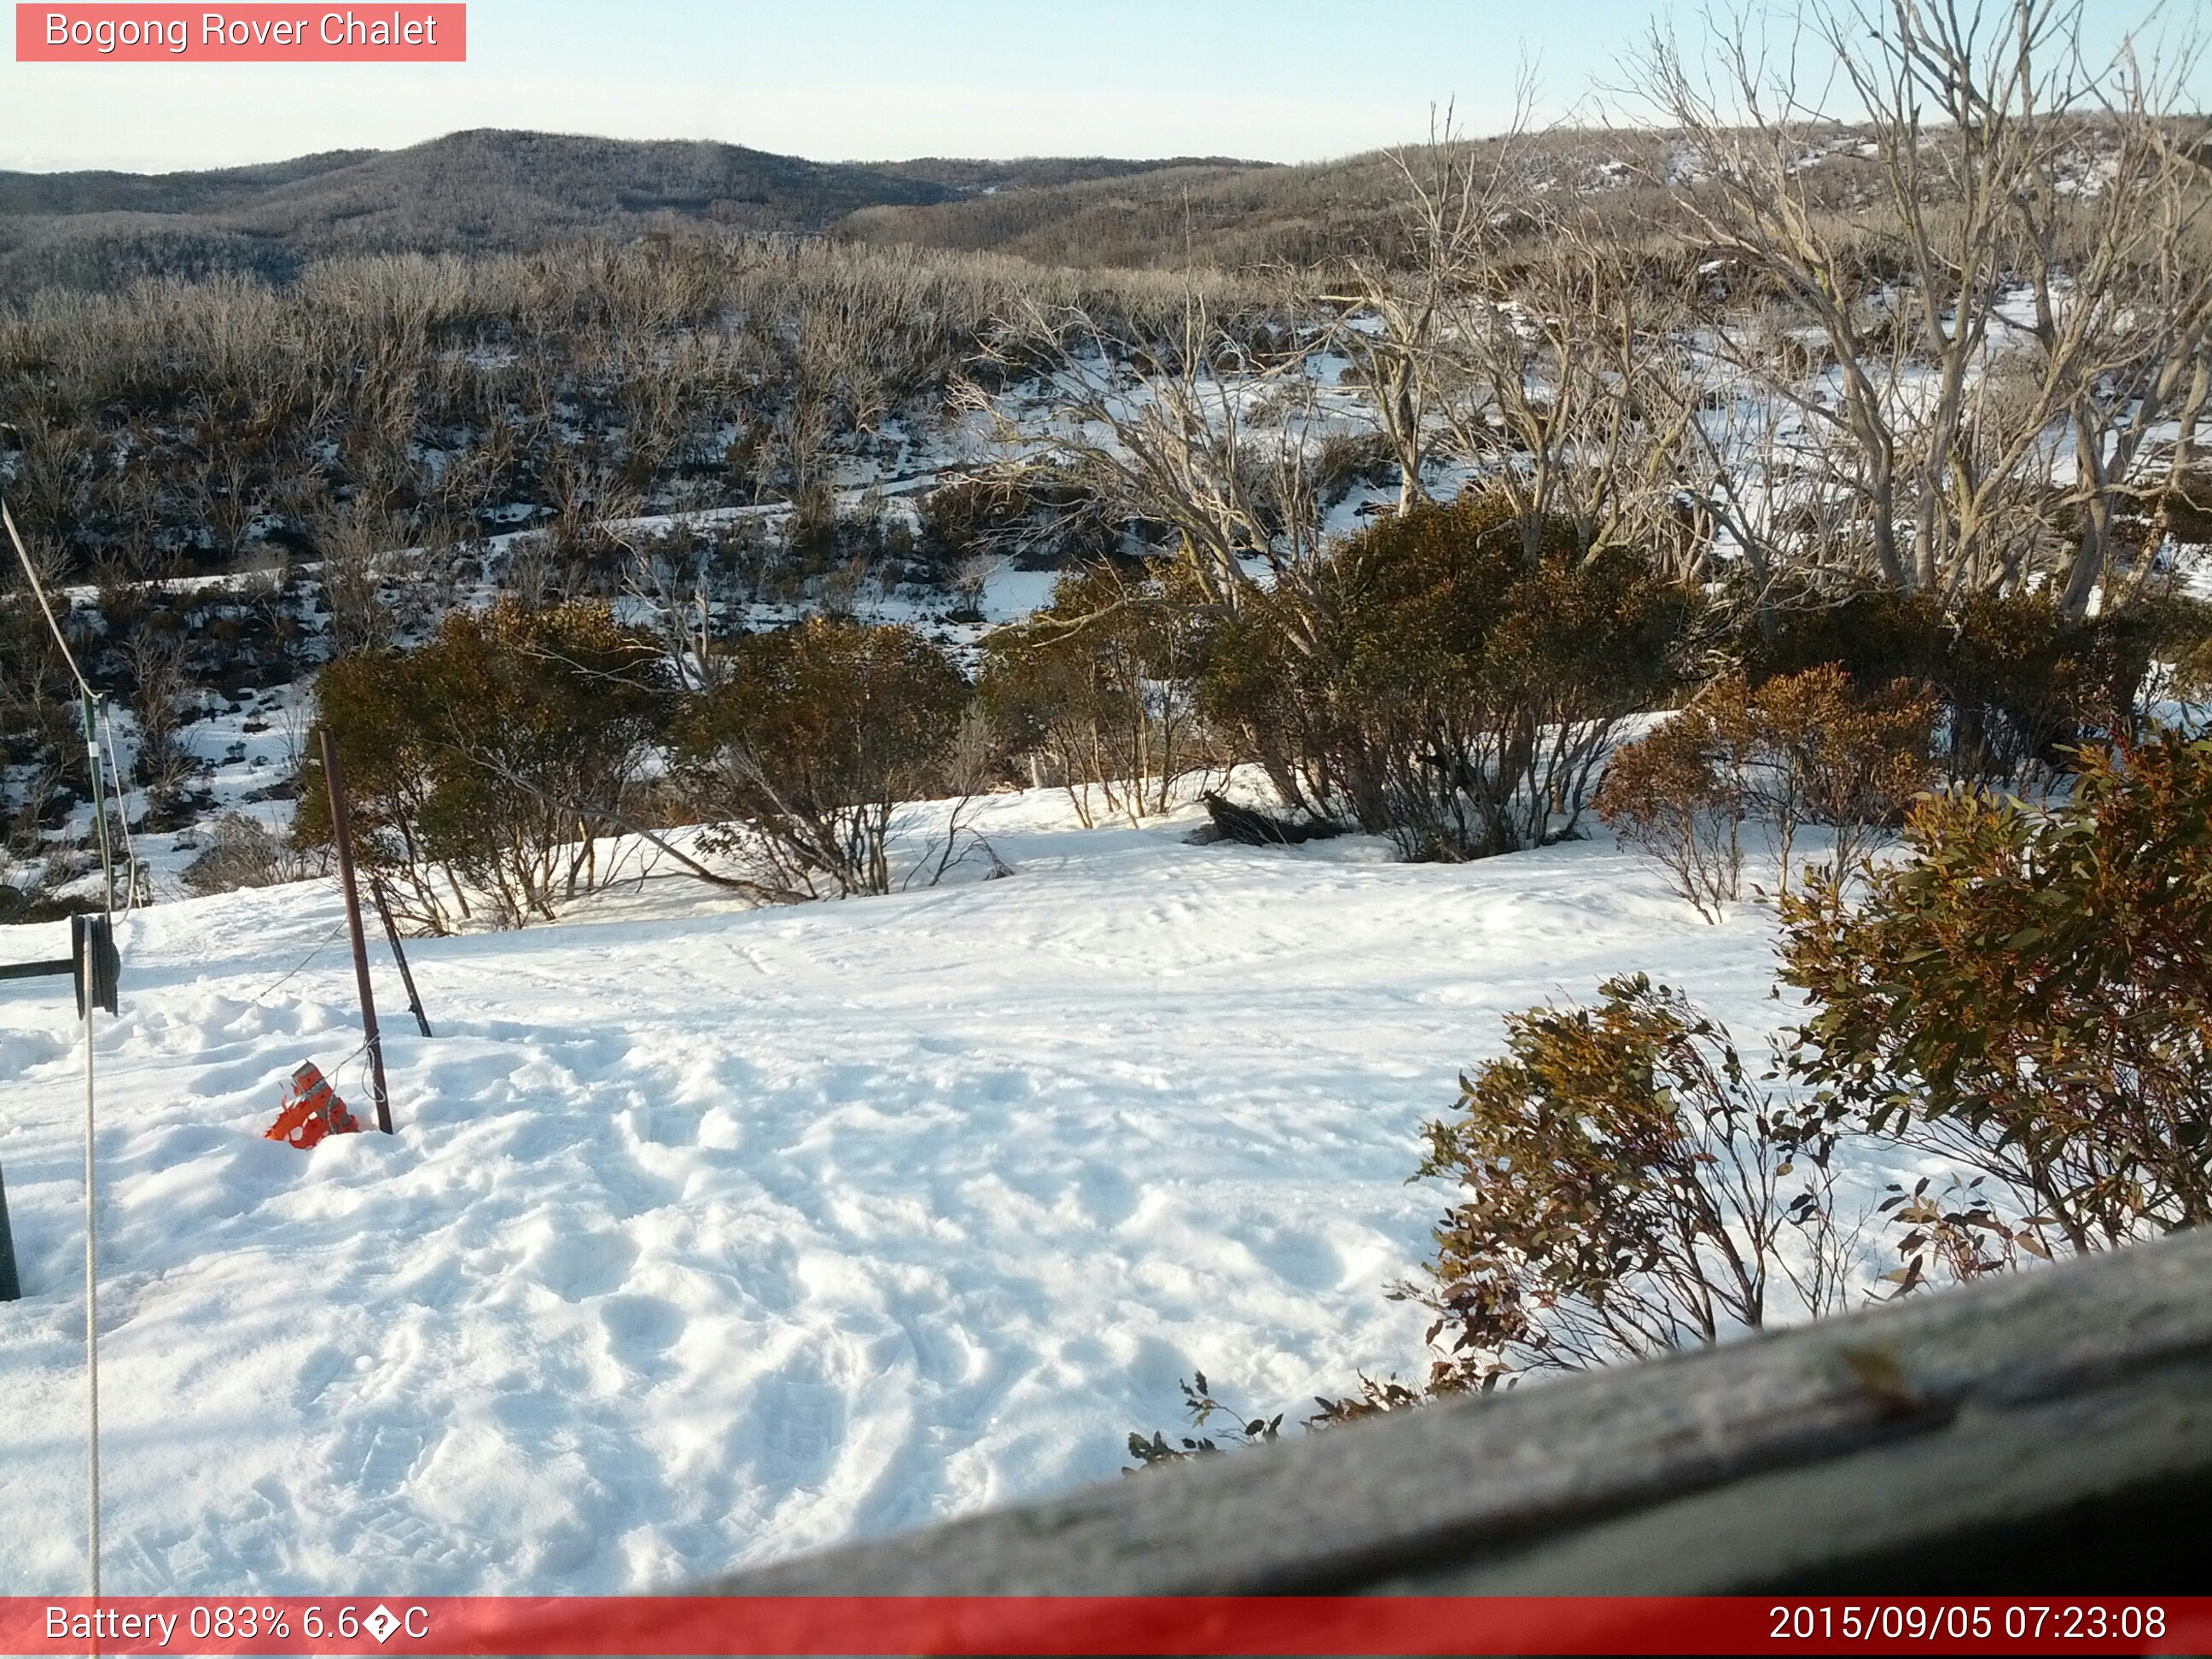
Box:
[265, 1062, 362, 1150]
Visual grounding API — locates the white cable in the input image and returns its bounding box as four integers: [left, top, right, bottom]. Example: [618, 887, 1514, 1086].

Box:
[6, 492, 121, 913]
[82, 927, 102, 1608]
[3, 495, 94, 701]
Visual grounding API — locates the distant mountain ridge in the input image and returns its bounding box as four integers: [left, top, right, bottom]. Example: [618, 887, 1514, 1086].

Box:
[0, 148, 380, 217]
[0, 130, 1271, 293]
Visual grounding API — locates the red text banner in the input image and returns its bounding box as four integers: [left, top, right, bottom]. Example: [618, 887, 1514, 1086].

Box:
[0, 1596, 2207, 1656]
[15, 5, 464, 61]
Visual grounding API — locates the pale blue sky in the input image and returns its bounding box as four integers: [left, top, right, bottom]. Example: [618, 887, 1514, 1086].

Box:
[0, 0, 2197, 173]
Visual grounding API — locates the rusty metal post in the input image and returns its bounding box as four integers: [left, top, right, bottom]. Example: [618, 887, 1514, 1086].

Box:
[318, 727, 393, 1134]
[370, 875, 434, 1039]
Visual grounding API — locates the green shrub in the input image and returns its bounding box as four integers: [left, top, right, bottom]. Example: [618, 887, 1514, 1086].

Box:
[1204, 495, 1696, 859]
[301, 599, 668, 931]
[1594, 702, 1748, 923]
[1941, 593, 2140, 786]
[1123, 1373, 1284, 1472]
[980, 561, 1220, 824]
[1781, 731, 2212, 1254]
[1738, 667, 1938, 888]
[1734, 579, 2197, 788]
[1731, 579, 1947, 691]
[1596, 657, 1943, 921]
[1409, 973, 1847, 1382]
[2160, 599, 2212, 711]
[677, 618, 978, 898]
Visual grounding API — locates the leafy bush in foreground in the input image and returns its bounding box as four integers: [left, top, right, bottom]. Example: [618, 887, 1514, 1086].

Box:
[1782, 731, 2212, 1254]
[1408, 974, 1848, 1382]
[1125, 732, 2212, 1465]
[1126, 975, 1850, 1460]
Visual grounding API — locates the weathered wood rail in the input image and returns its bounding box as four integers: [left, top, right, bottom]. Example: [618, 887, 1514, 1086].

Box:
[709, 1228, 2212, 1596]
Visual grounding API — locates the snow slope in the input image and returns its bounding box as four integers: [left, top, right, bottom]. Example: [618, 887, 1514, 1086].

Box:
[0, 791, 1806, 1594]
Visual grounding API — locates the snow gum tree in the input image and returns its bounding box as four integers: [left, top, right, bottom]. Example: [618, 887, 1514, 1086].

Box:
[1639, 0, 2212, 615]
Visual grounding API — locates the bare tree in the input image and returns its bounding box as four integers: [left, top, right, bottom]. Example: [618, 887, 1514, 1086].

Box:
[1638, 0, 2212, 614]
[1321, 96, 1539, 514]
[119, 626, 199, 808]
[313, 505, 402, 657]
[1426, 228, 1706, 572]
[621, 523, 731, 695]
[955, 291, 1332, 630]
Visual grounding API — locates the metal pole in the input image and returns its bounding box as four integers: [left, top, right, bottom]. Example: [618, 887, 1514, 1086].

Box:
[0, 1161, 20, 1302]
[82, 922, 100, 1604]
[81, 692, 114, 917]
[318, 728, 393, 1134]
[370, 876, 434, 1039]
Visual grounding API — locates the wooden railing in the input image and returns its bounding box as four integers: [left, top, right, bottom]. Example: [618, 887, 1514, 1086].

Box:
[707, 1227, 2212, 1595]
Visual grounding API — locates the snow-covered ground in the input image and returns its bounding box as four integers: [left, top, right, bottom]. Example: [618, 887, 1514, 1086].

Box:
[0, 789, 1820, 1595]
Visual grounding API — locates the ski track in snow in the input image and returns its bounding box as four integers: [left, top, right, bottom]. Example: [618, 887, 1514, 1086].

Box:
[0, 792, 1840, 1593]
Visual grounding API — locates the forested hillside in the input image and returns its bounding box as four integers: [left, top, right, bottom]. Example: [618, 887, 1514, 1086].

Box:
[0, 131, 1259, 293]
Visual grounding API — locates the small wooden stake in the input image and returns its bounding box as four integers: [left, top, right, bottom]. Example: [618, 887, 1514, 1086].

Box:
[319, 727, 393, 1134]
[370, 875, 434, 1039]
